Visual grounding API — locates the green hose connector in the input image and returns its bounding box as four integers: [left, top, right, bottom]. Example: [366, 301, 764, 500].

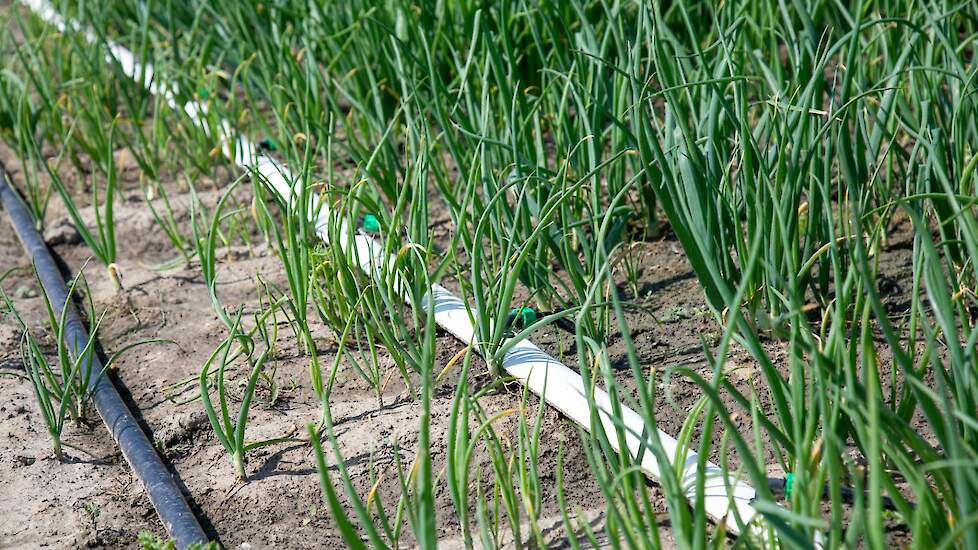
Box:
[785, 472, 795, 500]
[507, 307, 537, 330]
[362, 213, 380, 232]
[259, 137, 277, 151]
[198, 86, 210, 100]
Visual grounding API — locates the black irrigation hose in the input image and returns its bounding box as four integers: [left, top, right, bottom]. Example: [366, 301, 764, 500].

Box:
[0, 168, 209, 549]
[768, 477, 905, 511]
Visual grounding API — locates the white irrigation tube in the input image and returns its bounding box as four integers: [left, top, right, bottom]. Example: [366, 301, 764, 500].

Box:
[22, 0, 772, 539]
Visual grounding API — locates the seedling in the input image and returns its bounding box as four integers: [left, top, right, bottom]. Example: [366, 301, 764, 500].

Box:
[1, 265, 164, 459]
[38, 116, 123, 291]
[82, 501, 100, 537]
[199, 305, 294, 480]
[140, 176, 194, 268]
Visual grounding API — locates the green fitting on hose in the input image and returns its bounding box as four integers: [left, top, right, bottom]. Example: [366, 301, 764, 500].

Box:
[362, 213, 380, 232]
[198, 86, 210, 99]
[259, 137, 277, 151]
[507, 307, 537, 330]
[785, 472, 795, 499]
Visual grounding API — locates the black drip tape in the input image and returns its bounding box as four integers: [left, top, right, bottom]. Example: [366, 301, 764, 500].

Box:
[0, 168, 209, 549]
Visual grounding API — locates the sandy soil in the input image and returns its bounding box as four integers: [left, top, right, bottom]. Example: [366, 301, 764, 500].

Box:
[0, 135, 921, 549]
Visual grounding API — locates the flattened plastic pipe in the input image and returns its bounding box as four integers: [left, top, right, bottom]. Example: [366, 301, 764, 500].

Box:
[20, 0, 767, 538]
[0, 170, 209, 548]
[249, 104, 765, 539]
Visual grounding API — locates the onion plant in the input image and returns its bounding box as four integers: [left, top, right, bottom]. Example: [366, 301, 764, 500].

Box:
[0, 273, 92, 461]
[199, 304, 294, 480]
[312, 121, 450, 399]
[189, 174, 250, 329]
[44, 116, 124, 289]
[1, 266, 162, 460]
[307, 226, 440, 548]
[140, 176, 194, 268]
[248, 144, 326, 405]
[445, 350, 554, 549]
[0, 74, 53, 229]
